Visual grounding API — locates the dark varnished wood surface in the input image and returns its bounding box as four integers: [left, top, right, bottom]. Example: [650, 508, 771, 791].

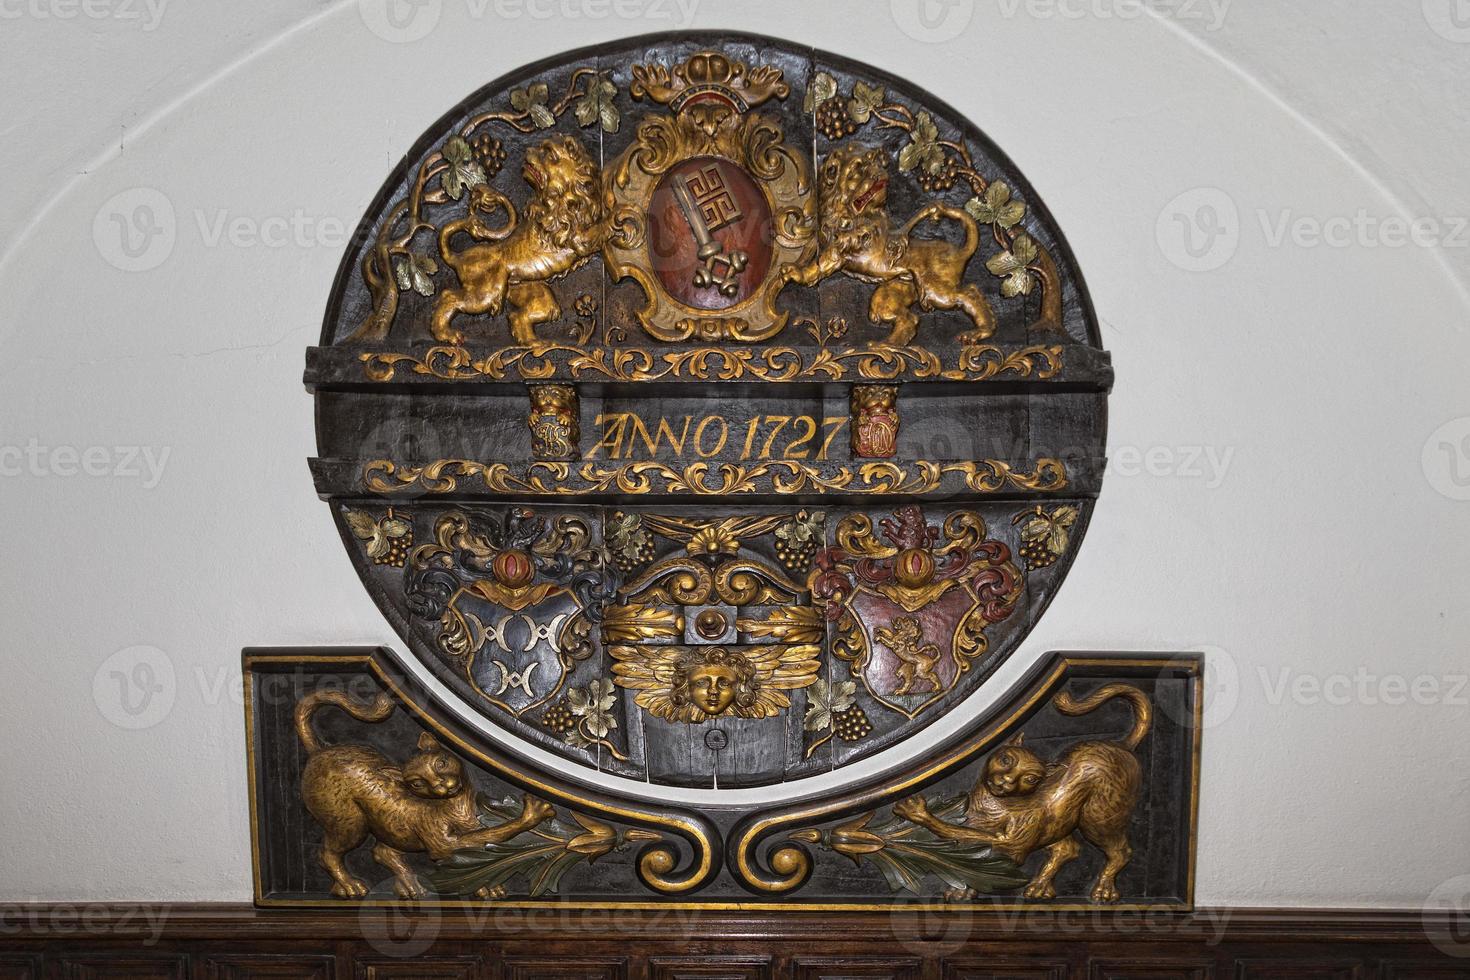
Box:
[309, 32, 1113, 789]
[1, 905, 1465, 976]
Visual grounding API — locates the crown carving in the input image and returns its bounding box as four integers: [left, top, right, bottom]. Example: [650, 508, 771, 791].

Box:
[629, 51, 790, 114]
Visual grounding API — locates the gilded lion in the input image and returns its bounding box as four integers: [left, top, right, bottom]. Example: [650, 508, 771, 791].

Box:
[780, 145, 995, 346]
[431, 134, 605, 345]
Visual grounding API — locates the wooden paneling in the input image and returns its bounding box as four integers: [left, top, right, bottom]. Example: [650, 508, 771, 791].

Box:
[793, 957, 922, 980]
[945, 958, 1070, 980]
[6, 906, 1468, 980]
[504, 957, 628, 980]
[357, 957, 486, 980]
[58, 956, 189, 980]
[246, 650, 1201, 910]
[0, 955, 40, 980]
[202, 955, 335, 979]
[1381, 961, 1470, 978]
[1232, 960, 1363, 980]
[650, 957, 773, 980]
[1087, 962, 1213, 980]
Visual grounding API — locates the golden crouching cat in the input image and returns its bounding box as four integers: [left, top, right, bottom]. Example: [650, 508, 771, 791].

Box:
[894, 683, 1150, 903]
[296, 690, 554, 899]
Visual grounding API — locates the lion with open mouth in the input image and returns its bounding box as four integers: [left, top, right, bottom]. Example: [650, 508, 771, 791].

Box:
[431, 133, 606, 346]
[780, 144, 996, 347]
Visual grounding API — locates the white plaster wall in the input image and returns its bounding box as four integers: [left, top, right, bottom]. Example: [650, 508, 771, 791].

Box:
[1, 0, 1467, 907]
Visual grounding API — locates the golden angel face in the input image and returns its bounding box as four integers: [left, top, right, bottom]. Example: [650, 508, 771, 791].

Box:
[671, 648, 754, 720]
[687, 663, 740, 716]
[610, 640, 821, 724]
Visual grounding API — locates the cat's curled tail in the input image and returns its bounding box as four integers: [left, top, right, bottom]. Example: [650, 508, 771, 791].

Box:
[1053, 683, 1151, 750]
[294, 690, 396, 754]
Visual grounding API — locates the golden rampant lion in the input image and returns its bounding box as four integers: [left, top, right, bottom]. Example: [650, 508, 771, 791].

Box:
[874, 615, 942, 695]
[780, 145, 995, 346]
[431, 134, 605, 345]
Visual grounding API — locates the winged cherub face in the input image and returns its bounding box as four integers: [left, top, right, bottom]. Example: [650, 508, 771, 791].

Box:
[687, 663, 740, 716]
[665, 647, 759, 720]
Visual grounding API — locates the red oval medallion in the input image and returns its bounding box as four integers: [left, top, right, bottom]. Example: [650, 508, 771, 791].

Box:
[647, 156, 773, 310]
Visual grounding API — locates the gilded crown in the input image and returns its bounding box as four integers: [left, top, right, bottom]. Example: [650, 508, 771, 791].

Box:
[629, 51, 790, 114]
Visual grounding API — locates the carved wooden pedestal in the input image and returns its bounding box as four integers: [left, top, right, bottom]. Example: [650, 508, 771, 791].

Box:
[244, 647, 1200, 909]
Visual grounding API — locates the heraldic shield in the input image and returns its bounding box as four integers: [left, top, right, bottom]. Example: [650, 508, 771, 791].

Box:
[603, 50, 816, 343]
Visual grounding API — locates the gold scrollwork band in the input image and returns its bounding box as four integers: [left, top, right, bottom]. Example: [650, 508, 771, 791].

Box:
[358, 343, 1065, 384]
[358, 458, 1072, 496]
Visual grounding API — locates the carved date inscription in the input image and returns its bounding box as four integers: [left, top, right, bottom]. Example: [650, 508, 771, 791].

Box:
[585, 414, 850, 461]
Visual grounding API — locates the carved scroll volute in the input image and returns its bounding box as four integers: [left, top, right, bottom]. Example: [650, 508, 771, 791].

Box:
[730, 834, 815, 895]
[635, 830, 723, 895]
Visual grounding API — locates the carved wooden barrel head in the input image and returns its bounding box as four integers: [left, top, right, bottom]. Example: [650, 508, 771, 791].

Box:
[308, 32, 1111, 789]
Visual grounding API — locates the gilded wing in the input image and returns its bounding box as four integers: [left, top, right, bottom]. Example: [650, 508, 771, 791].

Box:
[737, 643, 822, 719]
[608, 644, 686, 722]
